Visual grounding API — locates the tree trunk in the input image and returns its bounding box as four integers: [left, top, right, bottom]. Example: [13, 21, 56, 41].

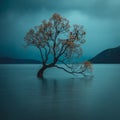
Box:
[37, 65, 47, 79]
[37, 62, 56, 79]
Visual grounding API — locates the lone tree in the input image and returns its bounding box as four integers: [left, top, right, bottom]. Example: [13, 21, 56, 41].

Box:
[24, 13, 92, 79]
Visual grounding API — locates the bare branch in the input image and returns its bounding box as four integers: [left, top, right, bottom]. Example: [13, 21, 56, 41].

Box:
[57, 45, 68, 59]
[54, 65, 75, 75]
[38, 47, 45, 64]
[54, 65, 86, 76]
[44, 43, 51, 63]
[58, 59, 73, 69]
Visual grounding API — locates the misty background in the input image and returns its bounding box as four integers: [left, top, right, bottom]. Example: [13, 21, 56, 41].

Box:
[0, 0, 120, 61]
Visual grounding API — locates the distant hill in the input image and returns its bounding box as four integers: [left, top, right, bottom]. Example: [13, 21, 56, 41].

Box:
[1, 46, 120, 64]
[90, 46, 120, 63]
[0, 57, 41, 64]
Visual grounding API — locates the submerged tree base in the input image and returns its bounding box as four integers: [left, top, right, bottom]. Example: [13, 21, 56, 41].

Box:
[37, 71, 44, 79]
[37, 66, 47, 79]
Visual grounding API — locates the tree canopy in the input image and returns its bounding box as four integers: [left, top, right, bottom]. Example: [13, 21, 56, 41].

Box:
[24, 13, 92, 79]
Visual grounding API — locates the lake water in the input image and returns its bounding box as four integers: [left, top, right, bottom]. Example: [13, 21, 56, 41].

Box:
[0, 64, 120, 120]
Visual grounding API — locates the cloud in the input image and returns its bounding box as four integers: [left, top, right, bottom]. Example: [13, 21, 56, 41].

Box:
[1, 0, 120, 19]
[0, 0, 120, 59]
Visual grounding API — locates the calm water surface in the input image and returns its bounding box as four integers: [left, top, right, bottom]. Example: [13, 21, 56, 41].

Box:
[0, 64, 120, 120]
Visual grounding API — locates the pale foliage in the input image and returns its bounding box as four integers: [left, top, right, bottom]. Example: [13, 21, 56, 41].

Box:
[24, 13, 92, 76]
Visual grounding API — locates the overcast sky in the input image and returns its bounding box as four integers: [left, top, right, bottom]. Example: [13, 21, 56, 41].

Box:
[0, 0, 120, 60]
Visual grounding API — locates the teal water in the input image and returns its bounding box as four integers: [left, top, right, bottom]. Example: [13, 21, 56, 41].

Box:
[0, 64, 120, 120]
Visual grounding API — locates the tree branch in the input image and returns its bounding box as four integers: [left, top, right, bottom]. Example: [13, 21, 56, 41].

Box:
[39, 47, 45, 64]
[57, 45, 68, 59]
[53, 22, 58, 58]
[58, 60, 73, 69]
[54, 64, 86, 76]
[54, 65, 75, 75]
[44, 43, 51, 63]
